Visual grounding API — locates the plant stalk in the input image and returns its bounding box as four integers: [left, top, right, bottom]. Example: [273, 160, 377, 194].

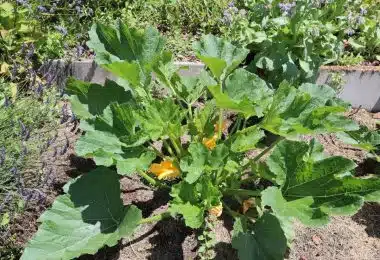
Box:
[252, 136, 284, 162]
[138, 170, 158, 187]
[163, 139, 175, 157]
[139, 212, 171, 224]
[218, 108, 224, 139]
[137, 170, 170, 189]
[223, 188, 261, 197]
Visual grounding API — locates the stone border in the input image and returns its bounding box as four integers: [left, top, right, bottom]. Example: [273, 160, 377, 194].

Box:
[42, 60, 380, 112]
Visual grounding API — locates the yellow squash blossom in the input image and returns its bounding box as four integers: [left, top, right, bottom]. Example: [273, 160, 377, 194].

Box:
[202, 134, 217, 150]
[149, 160, 180, 180]
[214, 121, 228, 133]
[208, 204, 223, 217]
[242, 198, 255, 214]
[202, 120, 228, 150]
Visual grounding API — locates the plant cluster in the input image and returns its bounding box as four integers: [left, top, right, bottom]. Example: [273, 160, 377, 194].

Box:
[223, 0, 380, 85]
[0, 77, 63, 259]
[21, 21, 380, 260]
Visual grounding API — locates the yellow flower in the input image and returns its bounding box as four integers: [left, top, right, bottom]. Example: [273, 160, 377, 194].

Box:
[202, 134, 218, 150]
[202, 120, 229, 150]
[149, 160, 180, 180]
[214, 121, 228, 133]
[242, 198, 255, 214]
[208, 204, 223, 217]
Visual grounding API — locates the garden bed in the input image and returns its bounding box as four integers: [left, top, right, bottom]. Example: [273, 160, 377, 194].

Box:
[8, 108, 380, 260]
[41, 60, 380, 112]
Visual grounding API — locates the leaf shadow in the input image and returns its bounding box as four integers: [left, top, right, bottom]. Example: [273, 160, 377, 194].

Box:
[67, 168, 125, 234]
[214, 242, 237, 260]
[352, 202, 380, 238]
[147, 218, 194, 260]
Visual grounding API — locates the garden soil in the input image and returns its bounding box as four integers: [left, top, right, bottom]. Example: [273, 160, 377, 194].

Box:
[13, 109, 380, 260]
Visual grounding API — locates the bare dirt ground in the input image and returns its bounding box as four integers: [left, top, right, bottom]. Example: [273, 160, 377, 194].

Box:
[11, 108, 380, 260]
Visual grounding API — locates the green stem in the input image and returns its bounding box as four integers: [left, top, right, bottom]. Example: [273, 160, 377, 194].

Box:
[222, 202, 244, 218]
[148, 143, 165, 159]
[170, 136, 183, 157]
[188, 104, 193, 120]
[218, 108, 224, 139]
[138, 170, 158, 187]
[230, 116, 242, 135]
[139, 212, 171, 224]
[252, 137, 284, 163]
[242, 118, 247, 129]
[163, 139, 175, 157]
[223, 188, 261, 197]
[137, 170, 170, 189]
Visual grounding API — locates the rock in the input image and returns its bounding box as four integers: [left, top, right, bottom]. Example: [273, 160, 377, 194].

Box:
[312, 235, 322, 245]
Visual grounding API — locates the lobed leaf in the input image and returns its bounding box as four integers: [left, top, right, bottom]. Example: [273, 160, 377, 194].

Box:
[262, 82, 358, 137]
[261, 139, 380, 230]
[193, 34, 249, 81]
[336, 126, 380, 152]
[232, 213, 287, 260]
[21, 168, 142, 260]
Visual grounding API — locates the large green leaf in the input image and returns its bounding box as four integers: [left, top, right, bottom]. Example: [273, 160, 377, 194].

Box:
[116, 151, 156, 176]
[208, 85, 257, 118]
[224, 69, 273, 117]
[181, 143, 209, 184]
[231, 125, 265, 153]
[180, 143, 230, 184]
[336, 126, 380, 152]
[21, 168, 142, 260]
[87, 21, 165, 65]
[136, 98, 186, 140]
[87, 21, 165, 87]
[262, 82, 358, 137]
[193, 34, 249, 81]
[208, 69, 273, 117]
[232, 213, 287, 260]
[261, 139, 380, 228]
[66, 78, 134, 119]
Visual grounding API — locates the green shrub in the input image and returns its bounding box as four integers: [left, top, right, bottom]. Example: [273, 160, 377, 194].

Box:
[20, 22, 380, 260]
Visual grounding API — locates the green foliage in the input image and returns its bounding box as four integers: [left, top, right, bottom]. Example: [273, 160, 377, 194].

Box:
[232, 213, 287, 260]
[21, 168, 142, 260]
[22, 22, 380, 260]
[223, 0, 380, 85]
[337, 126, 380, 162]
[0, 79, 60, 258]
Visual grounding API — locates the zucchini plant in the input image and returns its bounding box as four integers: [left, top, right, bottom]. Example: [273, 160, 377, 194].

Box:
[21, 21, 380, 260]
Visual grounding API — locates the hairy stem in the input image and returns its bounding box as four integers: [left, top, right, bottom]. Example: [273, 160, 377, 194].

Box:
[230, 116, 242, 135]
[252, 136, 284, 162]
[218, 108, 224, 139]
[138, 170, 170, 189]
[139, 212, 171, 224]
[222, 202, 244, 218]
[137, 170, 158, 187]
[223, 188, 261, 197]
[163, 139, 175, 157]
[170, 136, 183, 157]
